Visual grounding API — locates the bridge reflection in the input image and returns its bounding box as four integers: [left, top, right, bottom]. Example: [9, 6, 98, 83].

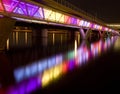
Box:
[3, 36, 116, 94]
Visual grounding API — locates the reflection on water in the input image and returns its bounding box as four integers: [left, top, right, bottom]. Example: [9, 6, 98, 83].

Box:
[6, 30, 74, 50]
[6, 31, 32, 50]
[0, 29, 118, 94]
[114, 37, 120, 51]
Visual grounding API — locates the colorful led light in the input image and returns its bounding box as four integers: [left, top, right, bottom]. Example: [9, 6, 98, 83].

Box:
[0, 0, 118, 36]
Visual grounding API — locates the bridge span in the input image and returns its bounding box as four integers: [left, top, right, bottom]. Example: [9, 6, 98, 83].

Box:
[0, 0, 119, 50]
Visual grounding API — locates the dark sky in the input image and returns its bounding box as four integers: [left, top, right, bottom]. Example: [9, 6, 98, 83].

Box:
[66, 0, 120, 23]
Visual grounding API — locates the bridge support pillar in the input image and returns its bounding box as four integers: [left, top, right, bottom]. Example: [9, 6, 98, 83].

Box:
[32, 28, 48, 46]
[79, 28, 92, 40]
[79, 28, 85, 40]
[107, 32, 112, 37]
[0, 17, 15, 51]
[99, 31, 112, 38]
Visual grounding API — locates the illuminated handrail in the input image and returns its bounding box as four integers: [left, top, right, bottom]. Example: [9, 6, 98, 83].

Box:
[0, 0, 119, 34]
[52, 0, 104, 24]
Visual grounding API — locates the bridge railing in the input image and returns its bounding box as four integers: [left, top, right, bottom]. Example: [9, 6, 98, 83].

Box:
[53, 0, 105, 24]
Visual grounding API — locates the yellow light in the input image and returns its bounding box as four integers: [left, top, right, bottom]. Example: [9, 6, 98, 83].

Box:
[74, 40, 77, 57]
[49, 11, 56, 21]
[16, 32, 18, 44]
[44, 8, 52, 20]
[59, 15, 64, 23]
[25, 32, 27, 44]
[56, 12, 62, 22]
[78, 34, 80, 44]
[42, 68, 53, 87]
[42, 64, 62, 87]
[6, 39, 9, 50]
[107, 24, 120, 27]
[13, 32, 15, 44]
[53, 64, 62, 79]
[44, 8, 56, 21]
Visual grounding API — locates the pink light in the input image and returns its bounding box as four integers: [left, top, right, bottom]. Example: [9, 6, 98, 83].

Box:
[0, 15, 3, 17]
[2, 0, 19, 12]
[102, 27, 105, 31]
[105, 27, 108, 31]
[77, 19, 81, 26]
[90, 23, 94, 29]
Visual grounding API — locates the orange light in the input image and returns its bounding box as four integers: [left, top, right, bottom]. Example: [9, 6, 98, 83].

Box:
[0, 3, 4, 11]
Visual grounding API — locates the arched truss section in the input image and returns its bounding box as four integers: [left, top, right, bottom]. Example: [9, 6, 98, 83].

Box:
[0, 0, 119, 34]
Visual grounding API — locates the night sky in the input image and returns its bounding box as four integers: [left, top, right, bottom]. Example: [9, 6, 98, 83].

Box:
[66, 0, 120, 23]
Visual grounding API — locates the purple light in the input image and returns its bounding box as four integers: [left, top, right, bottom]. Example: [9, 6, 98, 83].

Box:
[33, 7, 44, 19]
[13, 7, 24, 15]
[71, 17, 77, 25]
[26, 3, 39, 16]
[13, 2, 27, 15]
[7, 77, 41, 94]
[68, 59, 75, 70]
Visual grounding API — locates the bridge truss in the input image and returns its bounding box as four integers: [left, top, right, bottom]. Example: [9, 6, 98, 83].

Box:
[0, 0, 119, 35]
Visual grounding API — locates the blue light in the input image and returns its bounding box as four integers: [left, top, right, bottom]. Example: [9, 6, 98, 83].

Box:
[48, 57, 56, 68]
[25, 65, 31, 78]
[30, 63, 38, 76]
[38, 60, 48, 73]
[14, 67, 25, 82]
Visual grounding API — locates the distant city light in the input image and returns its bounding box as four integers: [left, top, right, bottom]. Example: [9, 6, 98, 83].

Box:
[107, 24, 120, 27]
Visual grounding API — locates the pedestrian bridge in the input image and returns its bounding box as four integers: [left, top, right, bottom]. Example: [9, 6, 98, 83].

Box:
[0, 0, 119, 50]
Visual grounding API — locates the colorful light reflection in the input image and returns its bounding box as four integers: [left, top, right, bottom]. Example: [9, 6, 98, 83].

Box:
[5, 37, 116, 94]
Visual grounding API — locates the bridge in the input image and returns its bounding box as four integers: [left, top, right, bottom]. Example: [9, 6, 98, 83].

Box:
[0, 0, 119, 50]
